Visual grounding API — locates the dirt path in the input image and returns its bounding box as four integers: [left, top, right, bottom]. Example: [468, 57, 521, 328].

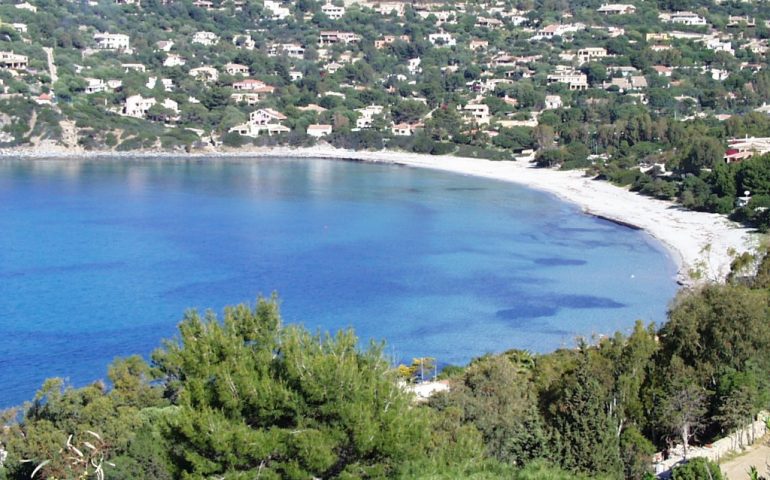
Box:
[43, 47, 57, 84]
[721, 443, 770, 479]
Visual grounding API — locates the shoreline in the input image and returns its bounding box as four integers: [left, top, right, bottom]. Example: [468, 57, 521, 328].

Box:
[1, 144, 757, 286]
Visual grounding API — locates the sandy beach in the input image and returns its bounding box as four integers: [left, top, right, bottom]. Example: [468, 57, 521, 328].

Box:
[2, 144, 758, 285]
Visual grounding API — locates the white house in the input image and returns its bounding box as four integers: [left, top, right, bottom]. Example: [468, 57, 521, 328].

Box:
[121, 63, 145, 72]
[14, 2, 37, 12]
[355, 105, 385, 129]
[232, 79, 274, 93]
[267, 43, 305, 59]
[189, 66, 219, 82]
[546, 70, 588, 90]
[94, 32, 130, 50]
[224, 63, 250, 76]
[544, 95, 563, 110]
[318, 31, 361, 46]
[462, 103, 490, 125]
[377, 2, 406, 15]
[230, 92, 262, 105]
[264, 0, 291, 19]
[123, 94, 156, 118]
[597, 4, 636, 15]
[577, 47, 608, 65]
[428, 32, 456, 47]
[146, 76, 174, 92]
[407, 58, 422, 75]
[321, 1, 345, 19]
[192, 31, 219, 45]
[661, 11, 707, 26]
[156, 40, 174, 52]
[391, 123, 418, 136]
[163, 54, 186, 67]
[84, 78, 106, 94]
[307, 124, 333, 138]
[229, 108, 290, 137]
[233, 34, 256, 50]
[0, 51, 28, 69]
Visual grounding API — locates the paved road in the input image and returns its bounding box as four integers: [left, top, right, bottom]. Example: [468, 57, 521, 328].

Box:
[721, 443, 770, 479]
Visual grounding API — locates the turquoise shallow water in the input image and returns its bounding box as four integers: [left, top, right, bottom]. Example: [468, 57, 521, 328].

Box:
[0, 158, 677, 406]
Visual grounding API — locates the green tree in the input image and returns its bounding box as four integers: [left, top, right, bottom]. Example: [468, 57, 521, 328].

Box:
[681, 137, 724, 175]
[671, 457, 724, 480]
[550, 349, 623, 478]
[153, 297, 445, 478]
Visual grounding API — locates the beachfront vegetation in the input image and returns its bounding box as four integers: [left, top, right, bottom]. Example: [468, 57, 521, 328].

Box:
[2, 250, 770, 479]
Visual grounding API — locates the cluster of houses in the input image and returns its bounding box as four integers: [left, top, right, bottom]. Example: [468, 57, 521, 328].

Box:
[1, 0, 769, 159]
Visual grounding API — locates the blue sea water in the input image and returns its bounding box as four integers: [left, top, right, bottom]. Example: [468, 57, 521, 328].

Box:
[0, 158, 677, 407]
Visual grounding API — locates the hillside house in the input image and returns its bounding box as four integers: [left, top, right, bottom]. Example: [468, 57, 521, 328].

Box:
[224, 63, 249, 76]
[264, 0, 290, 19]
[147, 77, 174, 91]
[377, 2, 406, 15]
[428, 32, 456, 46]
[321, 2, 345, 19]
[374, 35, 409, 49]
[163, 54, 186, 67]
[123, 94, 156, 118]
[544, 95, 562, 110]
[476, 17, 503, 29]
[232, 79, 275, 93]
[391, 123, 419, 136]
[469, 40, 489, 50]
[94, 32, 130, 50]
[121, 63, 145, 72]
[661, 12, 706, 26]
[547, 70, 588, 90]
[189, 66, 219, 82]
[230, 92, 262, 105]
[156, 40, 174, 52]
[307, 124, 333, 138]
[407, 58, 422, 75]
[15, 2, 36, 12]
[318, 31, 360, 46]
[597, 4, 636, 15]
[727, 15, 754, 27]
[233, 34, 256, 50]
[603, 75, 647, 91]
[577, 47, 608, 64]
[724, 137, 770, 163]
[0, 51, 28, 69]
[355, 105, 385, 128]
[84, 78, 105, 94]
[192, 31, 218, 45]
[229, 108, 290, 137]
[462, 103, 490, 125]
[267, 43, 305, 59]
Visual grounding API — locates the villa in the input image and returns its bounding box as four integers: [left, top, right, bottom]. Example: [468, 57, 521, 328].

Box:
[229, 108, 290, 137]
[0, 51, 28, 70]
[93, 32, 130, 51]
[307, 124, 333, 138]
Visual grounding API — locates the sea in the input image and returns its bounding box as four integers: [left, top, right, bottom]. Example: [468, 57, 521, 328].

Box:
[0, 157, 678, 407]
